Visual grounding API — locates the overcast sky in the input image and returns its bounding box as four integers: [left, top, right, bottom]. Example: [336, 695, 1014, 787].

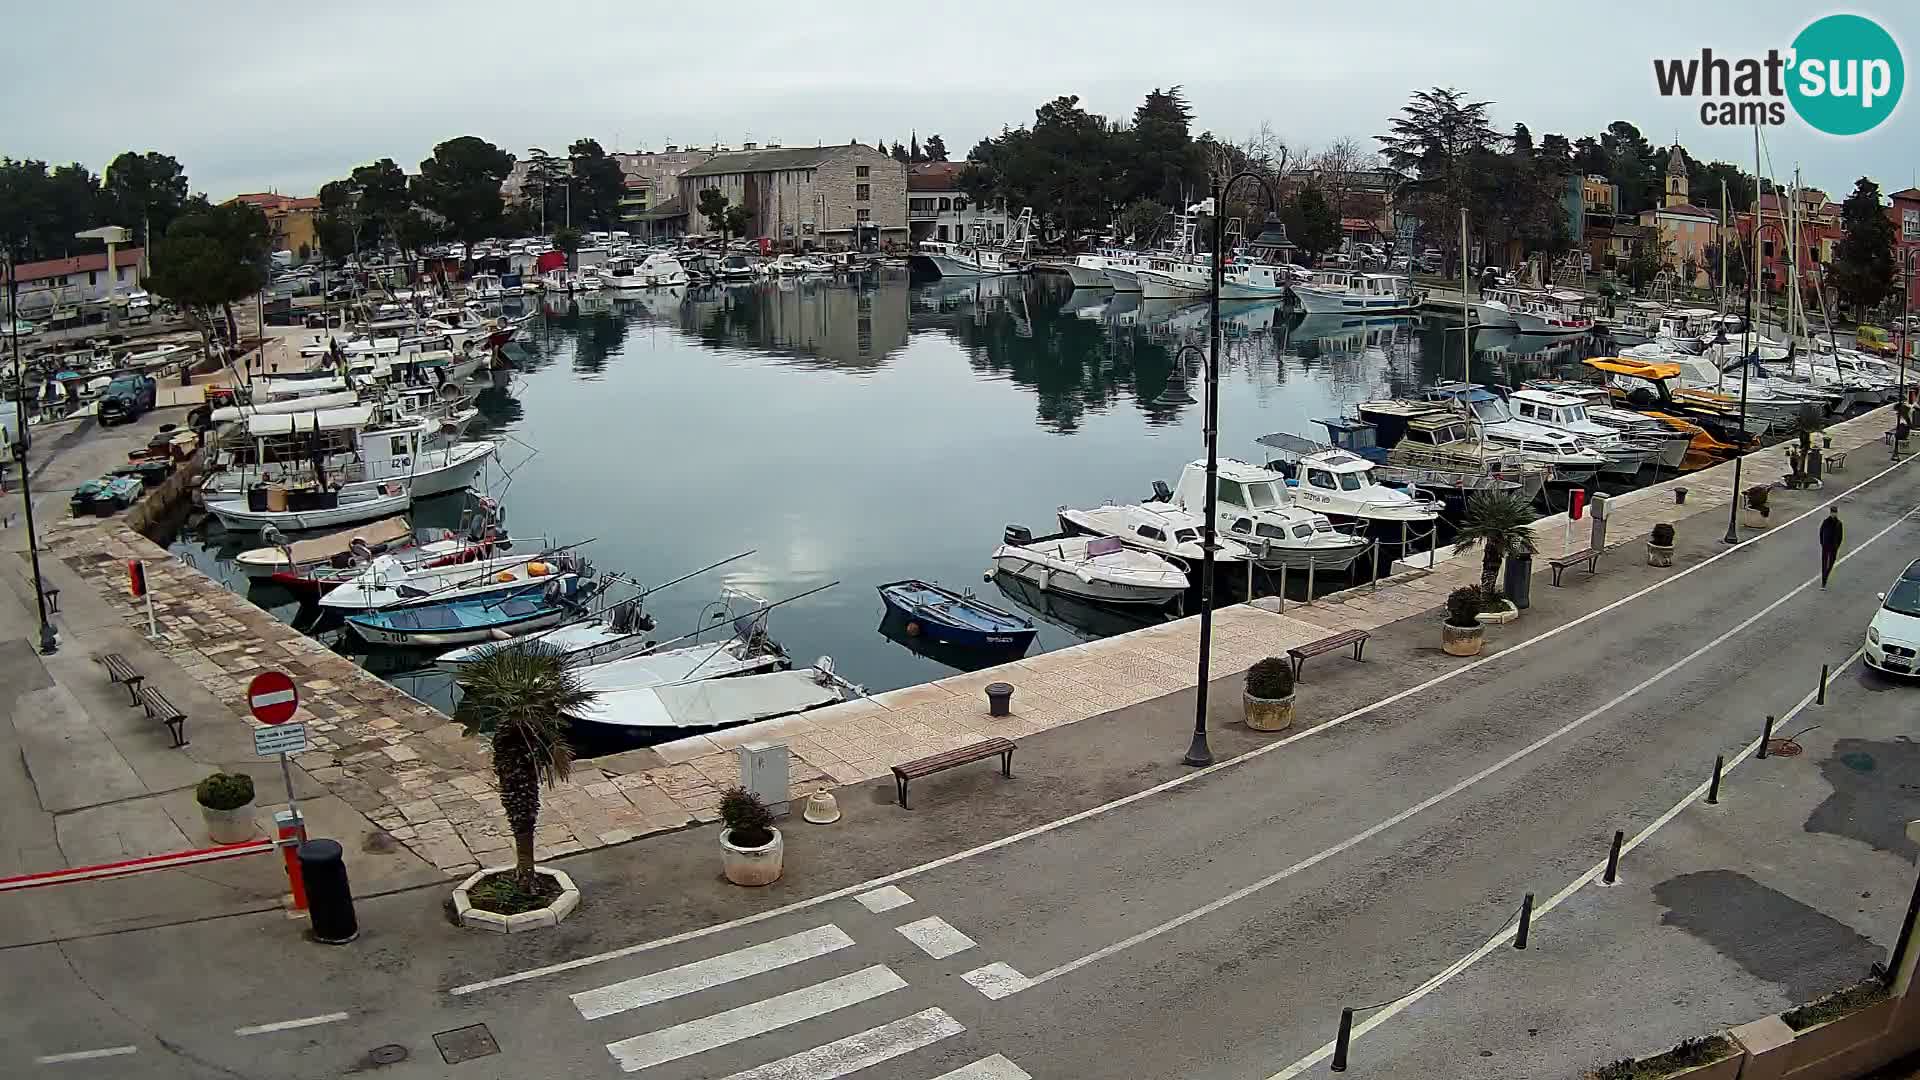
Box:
[6, 1, 1914, 202]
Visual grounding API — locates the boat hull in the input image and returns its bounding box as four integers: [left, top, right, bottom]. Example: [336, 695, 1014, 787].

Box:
[1061, 262, 1112, 289]
[878, 596, 1036, 648]
[1289, 287, 1413, 315]
[925, 253, 1022, 278]
[989, 551, 1184, 606]
[1136, 271, 1209, 301]
[346, 606, 568, 647]
[208, 490, 413, 533]
[1104, 268, 1141, 292]
[1472, 301, 1519, 329]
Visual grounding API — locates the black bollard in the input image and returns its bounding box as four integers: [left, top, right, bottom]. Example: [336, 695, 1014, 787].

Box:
[985, 682, 1014, 718]
[1818, 664, 1828, 705]
[298, 839, 359, 944]
[1330, 1007, 1355, 1072]
[1515, 893, 1534, 950]
[1707, 755, 1723, 805]
[1759, 714, 1774, 759]
[1602, 830, 1624, 885]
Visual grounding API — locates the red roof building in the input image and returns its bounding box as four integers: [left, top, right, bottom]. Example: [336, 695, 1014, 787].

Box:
[1888, 187, 1920, 314]
[2, 247, 144, 285]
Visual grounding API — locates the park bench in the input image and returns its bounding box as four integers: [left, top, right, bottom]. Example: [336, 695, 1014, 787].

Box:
[892, 737, 1015, 809]
[1825, 450, 1848, 472]
[1286, 629, 1371, 681]
[99, 653, 145, 704]
[135, 685, 188, 748]
[1548, 549, 1601, 587]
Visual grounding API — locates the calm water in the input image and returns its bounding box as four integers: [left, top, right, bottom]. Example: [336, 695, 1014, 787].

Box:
[173, 271, 1607, 716]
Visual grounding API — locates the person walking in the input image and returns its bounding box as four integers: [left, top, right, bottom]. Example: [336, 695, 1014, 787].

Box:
[1819, 505, 1844, 588]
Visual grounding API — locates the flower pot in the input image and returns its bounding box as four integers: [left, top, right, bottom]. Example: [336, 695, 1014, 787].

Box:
[1647, 542, 1674, 567]
[201, 800, 257, 844]
[451, 865, 582, 933]
[1244, 690, 1295, 732]
[721, 826, 784, 886]
[1441, 621, 1484, 657]
[1476, 599, 1519, 625]
[1741, 508, 1770, 529]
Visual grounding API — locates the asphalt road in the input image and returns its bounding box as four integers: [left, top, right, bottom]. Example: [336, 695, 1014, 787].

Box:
[9, 454, 1920, 1080]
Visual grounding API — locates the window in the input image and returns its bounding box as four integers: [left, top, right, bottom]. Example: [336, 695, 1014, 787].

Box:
[856, 184, 870, 202]
[910, 198, 935, 212]
[1174, 528, 1198, 543]
[389, 436, 409, 457]
[855, 165, 870, 178]
[1255, 522, 1287, 539]
[1762, 239, 1774, 257]
[1245, 482, 1278, 509]
[1230, 518, 1253, 534]
[1338, 472, 1362, 491]
[1136, 525, 1166, 541]
[1307, 469, 1336, 489]
[88, 271, 97, 285]
[1217, 478, 1247, 507]
[995, 224, 1006, 240]
[856, 209, 871, 222]
[938, 197, 951, 212]
[1292, 524, 1315, 539]
[1515, 402, 1535, 418]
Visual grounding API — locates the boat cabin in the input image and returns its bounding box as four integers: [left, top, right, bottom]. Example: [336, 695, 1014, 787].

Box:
[214, 405, 441, 489]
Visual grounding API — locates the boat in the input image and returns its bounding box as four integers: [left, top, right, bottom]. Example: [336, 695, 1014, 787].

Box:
[1063, 255, 1117, 289]
[1056, 501, 1251, 567]
[605, 253, 691, 289]
[1511, 290, 1597, 336]
[876, 579, 1038, 650]
[1471, 285, 1533, 330]
[1254, 433, 1444, 525]
[1337, 403, 1549, 503]
[233, 515, 418, 582]
[200, 405, 495, 503]
[344, 575, 587, 646]
[1512, 382, 1695, 471]
[991, 527, 1188, 607]
[569, 662, 859, 740]
[913, 210, 1035, 278]
[1158, 459, 1372, 569]
[1422, 383, 1608, 484]
[1286, 271, 1416, 315]
[989, 571, 1168, 641]
[207, 481, 414, 533]
[1507, 387, 1666, 477]
[318, 549, 579, 611]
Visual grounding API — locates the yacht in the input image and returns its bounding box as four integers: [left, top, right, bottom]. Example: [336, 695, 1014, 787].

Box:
[1155, 459, 1371, 569]
[1506, 388, 1661, 477]
[604, 252, 690, 289]
[1254, 433, 1443, 525]
[991, 526, 1188, 607]
[1422, 383, 1607, 483]
[1286, 271, 1415, 315]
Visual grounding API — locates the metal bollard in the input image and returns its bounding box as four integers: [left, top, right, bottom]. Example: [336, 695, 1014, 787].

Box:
[274, 808, 308, 912]
[985, 682, 1013, 718]
[1818, 664, 1829, 705]
[1759, 714, 1774, 759]
[297, 839, 358, 944]
[1330, 1007, 1355, 1072]
[1602, 829, 1624, 885]
[1707, 755, 1723, 805]
[1515, 893, 1534, 950]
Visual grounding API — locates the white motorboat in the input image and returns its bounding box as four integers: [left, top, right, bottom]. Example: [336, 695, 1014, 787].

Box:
[1056, 502, 1252, 566]
[232, 515, 417, 583]
[571, 663, 858, 738]
[1158, 459, 1371, 569]
[574, 636, 787, 692]
[1471, 285, 1532, 330]
[1507, 388, 1659, 477]
[1253, 434, 1443, 525]
[604, 252, 691, 289]
[1512, 290, 1597, 336]
[1513, 382, 1694, 471]
[1062, 256, 1114, 289]
[1423, 384, 1608, 484]
[1097, 250, 1148, 292]
[1287, 271, 1415, 315]
[207, 481, 413, 533]
[991, 527, 1188, 606]
[318, 550, 575, 611]
[914, 210, 1035, 278]
[200, 406, 495, 501]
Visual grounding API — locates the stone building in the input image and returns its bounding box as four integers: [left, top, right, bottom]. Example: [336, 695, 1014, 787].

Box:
[676, 143, 906, 251]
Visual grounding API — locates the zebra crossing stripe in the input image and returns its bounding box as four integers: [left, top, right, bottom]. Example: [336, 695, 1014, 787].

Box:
[714, 1007, 963, 1080]
[605, 964, 906, 1073]
[573, 925, 854, 1020]
[931, 1055, 1035, 1080]
[894, 916, 977, 959]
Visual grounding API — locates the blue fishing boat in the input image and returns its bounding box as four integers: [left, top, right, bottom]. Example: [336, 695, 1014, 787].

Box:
[346, 576, 584, 648]
[876, 579, 1037, 650]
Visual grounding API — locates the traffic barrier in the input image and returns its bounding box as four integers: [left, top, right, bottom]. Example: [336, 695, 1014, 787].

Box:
[0, 839, 276, 893]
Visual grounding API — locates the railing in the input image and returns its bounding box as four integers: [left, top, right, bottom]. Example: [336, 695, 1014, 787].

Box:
[1257, 518, 1445, 611]
[908, 208, 940, 221]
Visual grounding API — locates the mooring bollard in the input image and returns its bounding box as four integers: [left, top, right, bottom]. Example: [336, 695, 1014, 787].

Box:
[1707, 754, 1723, 805]
[1515, 893, 1534, 950]
[985, 682, 1014, 718]
[1759, 714, 1775, 759]
[1675, 486, 1688, 505]
[1330, 1007, 1355, 1072]
[1818, 664, 1829, 705]
[297, 839, 358, 945]
[1602, 829, 1624, 885]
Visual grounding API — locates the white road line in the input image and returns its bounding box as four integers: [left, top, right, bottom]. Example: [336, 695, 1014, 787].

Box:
[448, 448, 1916, 997]
[604, 964, 906, 1074]
[854, 885, 915, 913]
[714, 1007, 964, 1080]
[1264, 646, 1870, 1079]
[895, 916, 977, 959]
[932, 1055, 1035, 1080]
[232, 1012, 349, 1037]
[961, 962, 1033, 1000]
[34, 1046, 138, 1064]
[572, 925, 855, 1020]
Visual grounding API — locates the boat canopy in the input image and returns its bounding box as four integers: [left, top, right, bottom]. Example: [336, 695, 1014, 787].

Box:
[1584, 357, 1679, 380]
[244, 405, 375, 436]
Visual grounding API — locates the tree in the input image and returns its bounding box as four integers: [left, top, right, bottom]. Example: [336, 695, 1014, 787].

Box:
[724, 203, 753, 240]
[143, 200, 270, 360]
[1377, 87, 1502, 262]
[1284, 184, 1341, 260]
[1510, 123, 1534, 156]
[568, 139, 626, 230]
[0, 158, 110, 262]
[1832, 178, 1896, 317]
[697, 189, 754, 244]
[103, 152, 189, 246]
[909, 132, 924, 163]
[348, 158, 411, 248]
[1126, 86, 1200, 208]
[390, 209, 439, 260]
[552, 226, 581, 267]
[1598, 120, 1661, 214]
[962, 96, 1124, 242]
[1703, 238, 1748, 291]
[521, 148, 568, 232]
[890, 141, 910, 163]
[1308, 137, 1375, 225]
[923, 133, 949, 162]
[1625, 234, 1670, 289]
[411, 136, 514, 254]
[454, 643, 595, 889]
[1453, 490, 1538, 598]
[1115, 198, 1166, 246]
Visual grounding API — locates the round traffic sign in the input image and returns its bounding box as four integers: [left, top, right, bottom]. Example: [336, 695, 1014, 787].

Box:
[247, 671, 299, 725]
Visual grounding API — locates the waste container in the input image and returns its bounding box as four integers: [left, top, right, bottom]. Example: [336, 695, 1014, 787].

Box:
[1503, 554, 1533, 611]
[297, 839, 358, 945]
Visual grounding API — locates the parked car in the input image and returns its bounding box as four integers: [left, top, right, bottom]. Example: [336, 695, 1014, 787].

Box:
[97, 373, 157, 426]
[1865, 558, 1920, 677]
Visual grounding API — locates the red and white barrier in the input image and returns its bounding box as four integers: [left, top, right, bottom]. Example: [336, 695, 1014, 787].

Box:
[0, 839, 277, 893]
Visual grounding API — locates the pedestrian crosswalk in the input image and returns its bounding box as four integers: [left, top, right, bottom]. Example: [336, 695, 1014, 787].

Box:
[573, 925, 856, 1020]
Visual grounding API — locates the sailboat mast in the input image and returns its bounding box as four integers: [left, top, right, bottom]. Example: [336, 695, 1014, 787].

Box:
[1749, 124, 1762, 375]
[1718, 180, 1728, 390]
[1461, 208, 1470, 387]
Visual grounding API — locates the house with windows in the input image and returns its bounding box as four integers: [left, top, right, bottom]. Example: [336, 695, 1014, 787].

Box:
[0, 248, 144, 316]
[1736, 185, 1841, 294]
[1636, 145, 1718, 284]
[229, 192, 322, 261]
[674, 143, 906, 251]
[1888, 188, 1920, 313]
[906, 163, 1011, 246]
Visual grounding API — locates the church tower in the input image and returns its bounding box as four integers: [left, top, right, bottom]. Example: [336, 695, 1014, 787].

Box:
[1664, 144, 1690, 208]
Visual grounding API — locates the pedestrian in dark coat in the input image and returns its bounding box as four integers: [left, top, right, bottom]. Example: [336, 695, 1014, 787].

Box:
[1819, 505, 1844, 588]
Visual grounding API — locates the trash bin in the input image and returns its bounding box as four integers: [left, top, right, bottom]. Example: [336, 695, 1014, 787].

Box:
[297, 839, 358, 945]
[1503, 554, 1533, 611]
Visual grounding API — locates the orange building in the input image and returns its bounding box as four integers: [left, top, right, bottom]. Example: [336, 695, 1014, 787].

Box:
[1636, 145, 1717, 285]
[228, 192, 323, 261]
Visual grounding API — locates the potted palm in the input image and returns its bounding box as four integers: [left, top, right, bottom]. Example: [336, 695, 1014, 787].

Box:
[1453, 490, 1537, 623]
[451, 642, 594, 931]
[1648, 522, 1676, 567]
[1243, 657, 1296, 732]
[1442, 586, 1488, 656]
[719, 787, 784, 886]
[1742, 485, 1771, 529]
[197, 772, 257, 844]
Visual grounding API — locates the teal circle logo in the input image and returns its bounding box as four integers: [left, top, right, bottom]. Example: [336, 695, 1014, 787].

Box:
[1787, 14, 1904, 136]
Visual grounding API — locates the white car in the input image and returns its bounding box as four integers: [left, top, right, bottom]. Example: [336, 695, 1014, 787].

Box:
[1865, 559, 1920, 677]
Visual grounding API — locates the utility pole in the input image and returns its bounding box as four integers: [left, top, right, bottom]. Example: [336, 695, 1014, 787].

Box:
[5, 255, 59, 654]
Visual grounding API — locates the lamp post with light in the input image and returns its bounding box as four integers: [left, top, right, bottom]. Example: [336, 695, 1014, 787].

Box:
[4, 250, 58, 654]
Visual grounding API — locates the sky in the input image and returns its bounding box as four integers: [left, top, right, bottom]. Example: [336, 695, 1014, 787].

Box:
[5, 0, 1915, 202]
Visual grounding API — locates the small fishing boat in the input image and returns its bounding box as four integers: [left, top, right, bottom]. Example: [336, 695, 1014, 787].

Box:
[570, 661, 862, 740]
[318, 550, 579, 611]
[233, 516, 417, 582]
[876, 579, 1037, 650]
[991, 527, 1188, 607]
[344, 576, 585, 647]
[1254, 433, 1443, 525]
[206, 481, 413, 533]
[1056, 502, 1253, 566]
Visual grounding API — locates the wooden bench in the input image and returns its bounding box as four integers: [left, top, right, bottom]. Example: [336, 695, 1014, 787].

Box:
[135, 685, 188, 748]
[99, 653, 144, 704]
[1825, 450, 1848, 472]
[1287, 629, 1371, 680]
[1548, 549, 1601, 586]
[892, 737, 1014, 809]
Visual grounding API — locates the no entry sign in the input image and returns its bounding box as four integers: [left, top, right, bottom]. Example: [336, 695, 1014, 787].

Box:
[247, 671, 299, 725]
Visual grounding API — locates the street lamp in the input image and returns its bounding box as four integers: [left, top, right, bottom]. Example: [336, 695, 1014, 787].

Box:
[4, 252, 59, 654]
[1184, 170, 1284, 768]
[1892, 250, 1917, 462]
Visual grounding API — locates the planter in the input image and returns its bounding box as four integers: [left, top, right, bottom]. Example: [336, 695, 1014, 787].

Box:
[1663, 1054, 1743, 1079]
[1647, 542, 1674, 567]
[1476, 599, 1519, 625]
[1741, 508, 1771, 529]
[1783, 992, 1898, 1069]
[1244, 690, 1295, 732]
[721, 826, 784, 886]
[452, 866, 581, 933]
[201, 801, 257, 844]
[1442, 621, 1484, 656]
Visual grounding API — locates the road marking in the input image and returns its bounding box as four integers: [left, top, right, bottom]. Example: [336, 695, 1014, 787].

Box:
[1020, 505, 1918, 993]
[961, 962, 1032, 1000]
[448, 446, 1916, 997]
[895, 916, 976, 959]
[714, 1007, 963, 1080]
[854, 885, 914, 913]
[1264, 645, 1870, 1078]
[232, 1012, 349, 1036]
[932, 1055, 1035, 1080]
[604, 964, 906, 1073]
[572, 925, 855, 1020]
[34, 1046, 138, 1064]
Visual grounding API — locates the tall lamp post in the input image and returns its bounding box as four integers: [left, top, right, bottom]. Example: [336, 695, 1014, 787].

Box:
[1723, 219, 1788, 546]
[1893, 250, 1916, 462]
[1184, 170, 1284, 768]
[4, 252, 59, 654]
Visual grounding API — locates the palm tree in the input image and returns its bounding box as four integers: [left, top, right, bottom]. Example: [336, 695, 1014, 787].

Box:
[455, 642, 596, 887]
[1453, 490, 1539, 597]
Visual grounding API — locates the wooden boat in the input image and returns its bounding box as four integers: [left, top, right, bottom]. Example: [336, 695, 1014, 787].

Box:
[233, 516, 416, 582]
[207, 481, 413, 534]
[876, 579, 1037, 650]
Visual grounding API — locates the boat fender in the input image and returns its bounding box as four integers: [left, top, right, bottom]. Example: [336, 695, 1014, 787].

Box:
[1075, 568, 1097, 584]
[488, 628, 513, 641]
[527, 561, 549, 576]
[495, 570, 516, 583]
[905, 621, 921, 637]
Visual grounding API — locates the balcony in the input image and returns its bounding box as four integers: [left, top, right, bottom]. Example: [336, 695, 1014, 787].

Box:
[908, 207, 939, 221]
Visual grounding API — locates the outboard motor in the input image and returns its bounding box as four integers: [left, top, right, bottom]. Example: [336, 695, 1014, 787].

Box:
[1148, 480, 1173, 503]
[1003, 524, 1033, 546]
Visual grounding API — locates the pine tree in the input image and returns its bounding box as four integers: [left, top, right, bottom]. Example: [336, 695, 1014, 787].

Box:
[910, 132, 924, 163]
[1831, 177, 1896, 317]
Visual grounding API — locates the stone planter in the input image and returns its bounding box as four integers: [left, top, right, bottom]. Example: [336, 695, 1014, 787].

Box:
[1476, 599, 1519, 625]
[1782, 996, 1898, 1069]
[1662, 1053, 1743, 1079]
[1441, 621, 1484, 657]
[1741, 507, 1771, 530]
[201, 801, 257, 844]
[452, 866, 581, 933]
[1243, 690, 1295, 732]
[721, 827, 784, 886]
[1647, 542, 1674, 567]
